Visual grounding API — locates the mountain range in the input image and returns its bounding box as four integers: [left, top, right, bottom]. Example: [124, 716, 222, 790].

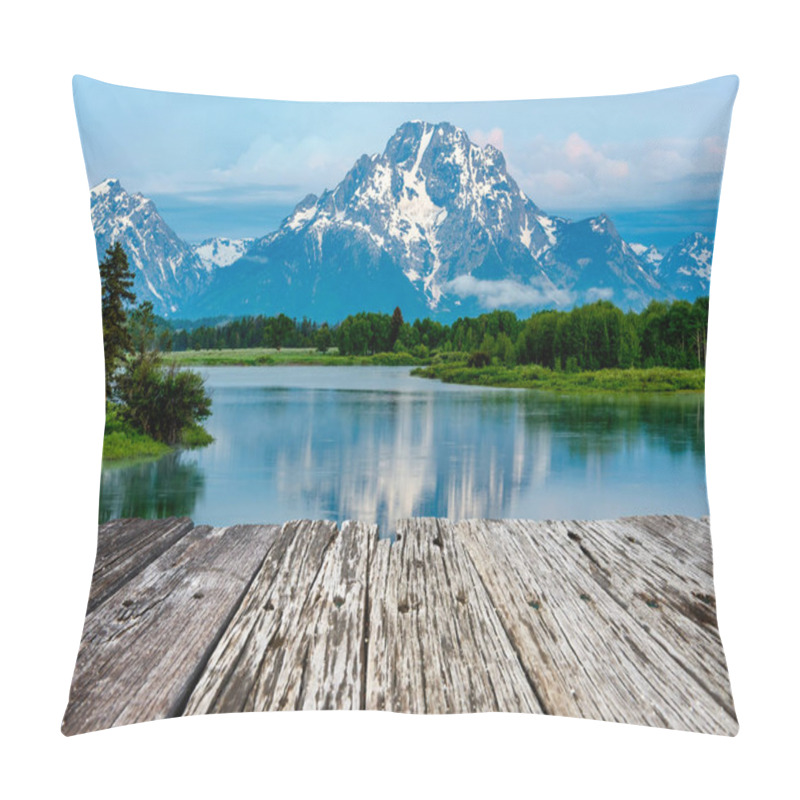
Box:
[90, 121, 714, 320]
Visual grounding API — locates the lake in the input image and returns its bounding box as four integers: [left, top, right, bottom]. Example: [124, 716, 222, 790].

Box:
[99, 365, 708, 532]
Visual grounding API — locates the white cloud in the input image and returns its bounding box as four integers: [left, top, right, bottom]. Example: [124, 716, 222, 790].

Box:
[470, 127, 505, 150]
[139, 133, 361, 204]
[585, 287, 615, 302]
[444, 275, 573, 310]
[505, 133, 728, 211]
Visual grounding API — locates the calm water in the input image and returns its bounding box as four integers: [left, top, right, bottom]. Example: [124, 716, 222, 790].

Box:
[99, 366, 708, 532]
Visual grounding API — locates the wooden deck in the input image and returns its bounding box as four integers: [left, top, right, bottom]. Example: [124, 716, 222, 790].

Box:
[63, 515, 737, 736]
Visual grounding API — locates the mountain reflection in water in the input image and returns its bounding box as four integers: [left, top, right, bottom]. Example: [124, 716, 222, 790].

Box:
[99, 366, 707, 533]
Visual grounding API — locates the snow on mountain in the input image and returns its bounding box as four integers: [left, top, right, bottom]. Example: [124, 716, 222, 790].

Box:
[188, 121, 673, 320]
[538, 213, 663, 306]
[630, 242, 665, 270]
[657, 232, 714, 298]
[90, 178, 208, 315]
[192, 237, 255, 270]
[89, 126, 716, 322]
[248, 121, 566, 310]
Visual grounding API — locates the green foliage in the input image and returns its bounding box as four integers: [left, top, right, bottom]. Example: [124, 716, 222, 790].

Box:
[467, 350, 492, 367]
[180, 423, 215, 448]
[167, 313, 325, 352]
[412, 343, 430, 359]
[432, 351, 470, 364]
[163, 347, 428, 367]
[99, 242, 136, 398]
[102, 404, 171, 461]
[389, 306, 404, 349]
[413, 364, 705, 394]
[97, 243, 214, 459]
[268, 313, 295, 350]
[128, 300, 158, 355]
[116, 353, 212, 445]
[368, 351, 425, 366]
[314, 323, 333, 353]
[156, 296, 709, 389]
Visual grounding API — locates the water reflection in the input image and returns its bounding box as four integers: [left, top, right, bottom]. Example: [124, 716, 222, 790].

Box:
[100, 451, 205, 522]
[99, 366, 708, 532]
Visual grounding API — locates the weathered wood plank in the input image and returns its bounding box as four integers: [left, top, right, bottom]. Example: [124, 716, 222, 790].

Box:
[184, 520, 372, 714]
[455, 518, 737, 734]
[89, 517, 195, 612]
[65, 514, 736, 735]
[365, 518, 543, 714]
[563, 517, 735, 714]
[570, 518, 724, 637]
[619, 514, 715, 580]
[62, 523, 278, 735]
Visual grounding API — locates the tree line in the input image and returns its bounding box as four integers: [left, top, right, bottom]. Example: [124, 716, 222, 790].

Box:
[161, 297, 709, 371]
[101, 243, 212, 446]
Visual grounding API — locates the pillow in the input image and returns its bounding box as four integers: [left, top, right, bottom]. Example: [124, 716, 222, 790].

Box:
[64, 75, 738, 735]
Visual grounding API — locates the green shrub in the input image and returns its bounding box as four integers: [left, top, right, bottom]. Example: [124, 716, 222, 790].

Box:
[467, 350, 491, 367]
[116, 354, 212, 445]
[370, 351, 423, 366]
[181, 423, 215, 448]
[102, 404, 171, 460]
[412, 343, 430, 359]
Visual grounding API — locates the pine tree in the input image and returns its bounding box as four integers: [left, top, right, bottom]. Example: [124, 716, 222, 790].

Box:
[389, 306, 404, 349]
[99, 242, 136, 398]
[128, 301, 157, 355]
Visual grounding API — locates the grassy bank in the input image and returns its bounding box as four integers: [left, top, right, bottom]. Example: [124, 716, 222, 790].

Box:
[103, 406, 214, 461]
[162, 347, 428, 367]
[411, 363, 705, 393]
[161, 347, 704, 392]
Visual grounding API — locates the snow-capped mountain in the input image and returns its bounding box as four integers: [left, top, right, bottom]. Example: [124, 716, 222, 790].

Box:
[192, 237, 255, 270]
[90, 178, 207, 315]
[655, 232, 713, 298]
[630, 242, 664, 271]
[185, 121, 567, 320]
[89, 123, 717, 321]
[540, 213, 662, 306]
[184, 121, 673, 320]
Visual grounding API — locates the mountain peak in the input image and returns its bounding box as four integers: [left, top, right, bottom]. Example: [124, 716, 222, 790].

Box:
[656, 231, 714, 297]
[91, 177, 121, 196]
[90, 121, 715, 321]
[90, 179, 208, 314]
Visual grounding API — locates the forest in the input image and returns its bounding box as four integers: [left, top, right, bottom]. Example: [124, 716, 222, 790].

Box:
[162, 297, 710, 372]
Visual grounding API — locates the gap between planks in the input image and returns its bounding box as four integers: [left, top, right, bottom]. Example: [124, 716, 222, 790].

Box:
[63, 515, 737, 736]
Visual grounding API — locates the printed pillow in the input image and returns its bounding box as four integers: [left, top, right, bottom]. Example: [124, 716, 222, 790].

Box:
[64, 75, 738, 735]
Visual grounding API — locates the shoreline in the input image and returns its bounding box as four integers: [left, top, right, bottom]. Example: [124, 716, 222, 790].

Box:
[163, 348, 705, 393]
[103, 408, 213, 462]
[412, 363, 705, 393]
[161, 348, 427, 368]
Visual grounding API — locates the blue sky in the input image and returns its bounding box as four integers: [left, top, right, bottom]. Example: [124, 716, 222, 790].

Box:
[73, 75, 737, 248]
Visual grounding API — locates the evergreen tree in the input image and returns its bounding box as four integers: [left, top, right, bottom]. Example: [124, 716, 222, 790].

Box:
[389, 306, 404, 349]
[315, 324, 333, 353]
[99, 242, 136, 398]
[268, 314, 295, 350]
[128, 301, 158, 355]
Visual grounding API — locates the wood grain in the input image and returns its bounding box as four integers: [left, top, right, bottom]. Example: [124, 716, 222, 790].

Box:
[184, 520, 372, 714]
[62, 523, 278, 735]
[366, 518, 543, 714]
[89, 517, 195, 612]
[63, 515, 737, 736]
[454, 517, 737, 734]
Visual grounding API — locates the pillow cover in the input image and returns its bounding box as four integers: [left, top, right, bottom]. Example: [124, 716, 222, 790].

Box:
[64, 75, 738, 735]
